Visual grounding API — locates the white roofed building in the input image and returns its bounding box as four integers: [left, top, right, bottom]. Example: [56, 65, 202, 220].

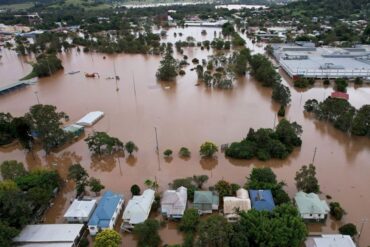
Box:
[305, 235, 356, 247]
[76, 111, 104, 126]
[122, 189, 155, 231]
[223, 188, 251, 222]
[64, 199, 97, 223]
[161, 186, 187, 219]
[13, 224, 84, 247]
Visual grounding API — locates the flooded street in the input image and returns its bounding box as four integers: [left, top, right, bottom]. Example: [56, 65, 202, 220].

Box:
[1, 27, 370, 246]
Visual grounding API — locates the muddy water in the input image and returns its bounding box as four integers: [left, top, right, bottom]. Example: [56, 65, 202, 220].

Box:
[0, 26, 370, 246]
[0, 49, 33, 86]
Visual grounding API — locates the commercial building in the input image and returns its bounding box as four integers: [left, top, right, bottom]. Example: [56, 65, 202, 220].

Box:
[272, 43, 370, 79]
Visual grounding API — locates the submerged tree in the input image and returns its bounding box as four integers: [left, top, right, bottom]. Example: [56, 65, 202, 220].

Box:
[26, 104, 68, 154]
[125, 141, 138, 155]
[85, 132, 124, 155]
[68, 164, 89, 196]
[156, 50, 177, 81]
[295, 164, 320, 193]
[199, 142, 218, 158]
[0, 160, 27, 180]
[89, 177, 105, 196]
[133, 219, 161, 247]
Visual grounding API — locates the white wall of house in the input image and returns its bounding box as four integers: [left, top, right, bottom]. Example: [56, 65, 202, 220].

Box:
[301, 212, 326, 220]
[109, 198, 124, 229]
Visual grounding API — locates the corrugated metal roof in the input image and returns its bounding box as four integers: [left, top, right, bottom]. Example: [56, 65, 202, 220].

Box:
[88, 191, 123, 228]
[295, 191, 329, 215]
[123, 189, 155, 224]
[249, 190, 276, 212]
[194, 191, 213, 204]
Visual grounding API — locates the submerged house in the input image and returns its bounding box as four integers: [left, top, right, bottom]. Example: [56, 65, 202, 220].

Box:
[161, 186, 187, 219]
[13, 224, 84, 247]
[193, 191, 219, 214]
[63, 124, 85, 138]
[76, 111, 104, 127]
[249, 190, 276, 212]
[87, 191, 124, 235]
[122, 189, 155, 231]
[305, 234, 356, 247]
[64, 199, 97, 223]
[295, 191, 330, 220]
[223, 188, 251, 222]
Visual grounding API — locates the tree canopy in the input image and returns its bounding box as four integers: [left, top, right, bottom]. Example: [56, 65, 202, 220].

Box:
[94, 229, 121, 247]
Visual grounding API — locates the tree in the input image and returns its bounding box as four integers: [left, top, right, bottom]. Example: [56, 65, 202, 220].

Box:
[94, 229, 121, 247]
[26, 104, 67, 153]
[133, 219, 161, 247]
[351, 105, 370, 137]
[272, 83, 291, 106]
[125, 141, 138, 155]
[329, 202, 346, 220]
[156, 50, 177, 81]
[215, 180, 233, 198]
[246, 168, 290, 205]
[0, 221, 19, 247]
[130, 184, 141, 196]
[295, 164, 320, 193]
[179, 208, 200, 233]
[68, 164, 89, 196]
[89, 177, 105, 195]
[0, 113, 15, 146]
[11, 117, 33, 150]
[144, 179, 159, 191]
[196, 215, 232, 247]
[192, 175, 208, 189]
[235, 204, 307, 247]
[0, 160, 27, 180]
[199, 141, 218, 158]
[338, 223, 357, 237]
[85, 132, 124, 155]
[179, 147, 191, 158]
[163, 149, 173, 157]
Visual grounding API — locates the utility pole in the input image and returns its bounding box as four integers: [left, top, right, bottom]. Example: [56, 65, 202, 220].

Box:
[358, 218, 368, 245]
[34, 91, 40, 104]
[113, 60, 119, 92]
[154, 127, 161, 171]
[312, 146, 317, 164]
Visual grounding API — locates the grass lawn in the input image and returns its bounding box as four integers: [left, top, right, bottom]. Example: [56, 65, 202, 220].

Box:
[0, 2, 33, 10]
[48, 0, 111, 10]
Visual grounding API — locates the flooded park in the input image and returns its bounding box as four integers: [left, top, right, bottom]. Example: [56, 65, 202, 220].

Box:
[1, 26, 370, 246]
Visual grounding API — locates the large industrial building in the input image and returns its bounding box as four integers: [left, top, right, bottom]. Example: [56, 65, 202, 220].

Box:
[272, 43, 370, 80]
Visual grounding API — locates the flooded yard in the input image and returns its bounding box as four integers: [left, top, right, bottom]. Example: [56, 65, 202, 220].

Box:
[0, 27, 370, 246]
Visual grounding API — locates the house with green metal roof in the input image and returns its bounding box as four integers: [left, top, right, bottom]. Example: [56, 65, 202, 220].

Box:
[294, 191, 330, 221]
[193, 191, 219, 214]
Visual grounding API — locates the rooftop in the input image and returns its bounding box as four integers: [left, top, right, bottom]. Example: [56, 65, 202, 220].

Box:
[64, 199, 97, 219]
[13, 224, 84, 246]
[249, 190, 276, 212]
[123, 189, 155, 224]
[88, 191, 123, 228]
[305, 235, 356, 247]
[295, 192, 330, 215]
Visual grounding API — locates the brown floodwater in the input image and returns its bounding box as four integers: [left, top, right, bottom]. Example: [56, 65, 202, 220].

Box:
[0, 26, 370, 246]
